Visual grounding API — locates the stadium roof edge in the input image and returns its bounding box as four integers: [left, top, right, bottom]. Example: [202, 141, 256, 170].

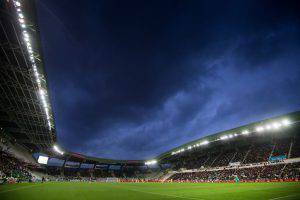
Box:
[0, 0, 56, 151]
[15, 0, 57, 136]
[49, 150, 145, 165]
[156, 110, 300, 161]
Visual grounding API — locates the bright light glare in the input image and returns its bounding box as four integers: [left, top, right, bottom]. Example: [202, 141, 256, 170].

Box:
[171, 148, 185, 155]
[15, 1, 21, 7]
[265, 124, 272, 130]
[53, 145, 64, 155]
[220, 135, 229, 140]
[282, 119, 291, 126]
[272, 122, 281, 129]
[145, 160, 157, 165]
[200, 140, 209, 145]
[13, 0, 53, 131]
[170, 118, 293, 156]
[256, 126, 264, 132]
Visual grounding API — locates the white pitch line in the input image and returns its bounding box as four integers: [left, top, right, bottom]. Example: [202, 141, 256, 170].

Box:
[0, 183, 45, 194]
[269, 194, 297, 200]
[125, 187, 205, 200]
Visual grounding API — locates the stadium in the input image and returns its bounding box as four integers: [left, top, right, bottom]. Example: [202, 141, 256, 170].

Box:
[0, 0, 300, 200]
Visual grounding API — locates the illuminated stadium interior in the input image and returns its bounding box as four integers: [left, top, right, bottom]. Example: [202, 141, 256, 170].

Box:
[0, 1, 300, 200]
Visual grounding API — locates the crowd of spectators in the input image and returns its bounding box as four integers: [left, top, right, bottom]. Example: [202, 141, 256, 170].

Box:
[243, 142, 273, 164]
[272, 138, 291, 156]
[41, 164, 160, 181]
[0, 149, 32, 184]
[211, 151, 235, 167]
[167, 133, 299, 171]
[165, 132, 300, 182]
[291, 135, 300, 158]
[169, 163, 300, 182]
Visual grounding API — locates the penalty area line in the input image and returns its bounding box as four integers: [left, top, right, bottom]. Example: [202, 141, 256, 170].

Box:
[125, 187, 205, 200]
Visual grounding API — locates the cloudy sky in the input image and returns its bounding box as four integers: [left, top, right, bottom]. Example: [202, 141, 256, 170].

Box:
[37, 0, 300, 160]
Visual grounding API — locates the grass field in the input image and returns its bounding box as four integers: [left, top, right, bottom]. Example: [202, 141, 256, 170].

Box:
[0, 182, 299, 200]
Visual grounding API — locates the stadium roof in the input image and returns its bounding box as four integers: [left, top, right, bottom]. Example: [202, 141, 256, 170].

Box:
[156, 111, 300, 161]
[0, 0, 56, 152]
[63, 151, 144, 165]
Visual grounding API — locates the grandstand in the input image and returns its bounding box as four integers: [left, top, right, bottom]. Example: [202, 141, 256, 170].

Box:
[157, 112, 300, 182]
[0, 1, 300, 200]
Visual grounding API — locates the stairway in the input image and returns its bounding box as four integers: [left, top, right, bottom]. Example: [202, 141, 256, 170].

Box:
[160, 171, 177, 182]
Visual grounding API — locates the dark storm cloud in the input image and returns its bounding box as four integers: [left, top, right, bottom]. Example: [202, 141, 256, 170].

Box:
[37, 0, 300, 159]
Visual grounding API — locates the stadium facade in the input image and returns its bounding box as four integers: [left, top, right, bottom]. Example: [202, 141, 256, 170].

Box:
[0, 0, 300, 183]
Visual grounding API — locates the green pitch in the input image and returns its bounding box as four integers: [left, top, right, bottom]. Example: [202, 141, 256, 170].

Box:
[0, 182, 299, 200]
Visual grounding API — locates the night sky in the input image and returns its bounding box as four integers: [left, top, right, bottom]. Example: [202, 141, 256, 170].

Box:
[36, 0, 300, 160]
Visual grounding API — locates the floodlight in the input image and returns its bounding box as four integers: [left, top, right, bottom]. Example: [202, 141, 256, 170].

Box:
[13, 0, 53, 131]
[200, 140, 209, 145]
[145, 160, 157, 165]
[15, 1, 21, 7]
[23, 31, 28, 38]
[41, 96, 46, 102]
[220, 135, 229, 140]
[53, 145, 64, 155]
[24, 35, 29, 41]
[265, 124, 272, 130]
[255, 126, 264, 132]
[39, 89, 45, 96]
[282, 119, 291, 126]
[34, 71, 39, 78]
[242, 130, 249, 135]
[272, 122, 281, 129]
[277, 122, 282, 128]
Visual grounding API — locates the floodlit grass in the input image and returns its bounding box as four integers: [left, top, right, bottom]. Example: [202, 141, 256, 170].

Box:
[0, 182, 299, 200]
